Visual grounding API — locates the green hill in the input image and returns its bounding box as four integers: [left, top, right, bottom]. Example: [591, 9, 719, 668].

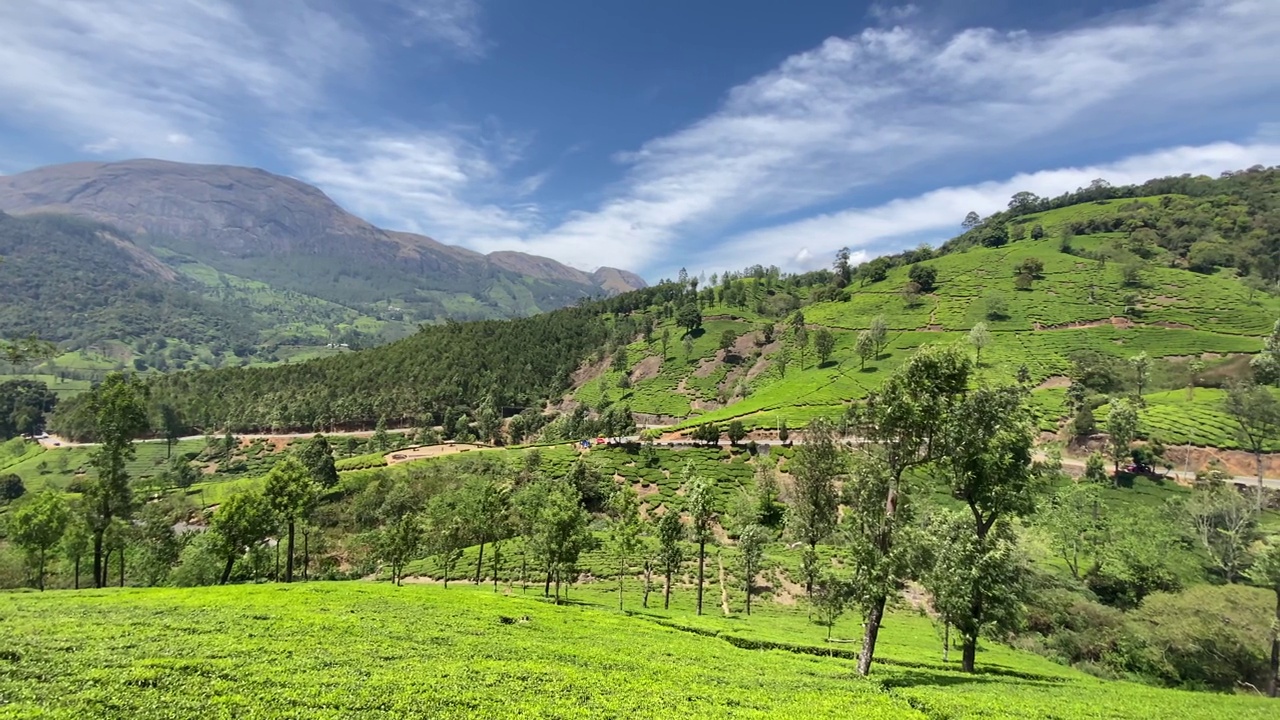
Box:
[54, 166, 1280, 447]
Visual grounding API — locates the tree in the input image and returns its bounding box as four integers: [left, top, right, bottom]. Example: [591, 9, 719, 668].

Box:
[660, 328, 671, 359]
[792, 323, 809, 370]
[461, 477, 509, 585]
[209, 491, 275, 585]
[845, 344, 971, 675]
[814, 329, 836, 367]
[1084, 452, 1109, 485]
[961, 211, 982, 230]
[1129, 352, 1151, 399]
[1038, 479, 1106, 580]
[855, 330, 875, 371]
[296, 434, 339, 490]
[676, 303, 703, 334]
[685, 469, 715, 616]
[787, 417, 842, 597]
[84, 372, 148, 588]
[607, 485, 643, 610]
[777, 418, 789, 445]
[1251, 320, 1280, 384]
[656, 509, 685, 609]
[1246, 536, 1280, 697]
[263, 456, 316, 583]
[1186, 480, 1259, 584]
[968, 322, 991, 368]
[1, 473, 24, 503]
[812, 574, 847, 640]
[908, 264, 937, 293]
[7, 491, 69, 590]
[1104, 398, 1139, 479]
[424, 492, 468, 588]
[1008, 191, 1040, 211]
[682, 334, 694, 358]
[1013, 273, 1033, 291]
[737, 524, 767, 616]
[1188, 359, 1206, 400]
[1030, 224, 1046, 240]
[169, 456, 198, 490]
[718, 329, 736, 355]
[984, 294, 1009, 320]
[935, 383, 1038, 672]
[868, 315, 888, 359]
[1016, 257, 1045, 278]
[692, 422, 721, 447]
[726, 420, 747, 446]
[833, 247, 853, 285]
[525, 478, 593, 603]
[61, 514, 91, 590]
[379, 513, 423, 587]
[372, 417, 391, 452]
[156, 403, 184, 459]
[1224, 381, 1280, 510]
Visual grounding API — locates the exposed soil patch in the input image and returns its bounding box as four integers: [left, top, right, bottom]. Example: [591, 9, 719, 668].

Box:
[691, 398, 724, 412]
[571, 355, 610, 389]
[630, 354, 662, 383]
[1035, 375, 1071, 391]
[1033, 316, 1133, 331]
[385, 443, 486, 465]
[693, 357, 721, 378]
[1150, 321, 1194, 329]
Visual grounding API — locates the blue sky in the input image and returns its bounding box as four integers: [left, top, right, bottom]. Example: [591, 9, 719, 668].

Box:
[1, 0, 1278, 280]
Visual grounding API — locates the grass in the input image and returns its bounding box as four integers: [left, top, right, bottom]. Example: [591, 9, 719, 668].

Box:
[1096, 388, 1280, 452]
[0, 581, 1274, 719]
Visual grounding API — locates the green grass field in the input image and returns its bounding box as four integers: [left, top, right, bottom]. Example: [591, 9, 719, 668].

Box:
[0, 582, 1273, 719]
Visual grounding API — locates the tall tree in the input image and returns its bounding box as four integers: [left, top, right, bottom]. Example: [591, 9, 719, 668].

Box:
[676, 303, 703, 335]
[814, 329, 836, 367]
[936, 383, 1038, 672]
[379, 513, 423, 587]
[84, 372, 148, 588]
[737, 524, 767, 616]
[296, 434, 340, 490]
[1129, 352, 1151, 399]
[1246, 536, 1280, 697]
[607, 484, 643, 610]
[1037, 479, 1106, 580]
[1224, 381, 1280, 510]
[868, 316, 889, 359]
[685, 469, 715, 616]
[61, 512, 91, 590]
[660, 328, 671, 359]
[845, 344, 970, 676]
[1105, 398, 1139, 479]
[156, 403, 184, 459]
[1185, 480, 1259, 584]
[209, 491, 276, 585]
[462, 477, 509, 585]
[525, 478, 593, 603]
[656, 509, 685, 610]
[262, 456, 316, 583]
[787, 416, 842, 596]
[968, 322, 991, 368]
[855, 331, 874, 371]
[7, 491, 69, 590]
[423, 492, 468, 588]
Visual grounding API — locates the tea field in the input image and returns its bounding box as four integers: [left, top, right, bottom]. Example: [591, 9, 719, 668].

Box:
[0, 582, 1274, 719]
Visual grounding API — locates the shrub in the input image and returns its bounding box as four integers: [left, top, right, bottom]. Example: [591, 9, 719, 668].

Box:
[984, 294, 1010, 320]
[908, 264, 938, 292]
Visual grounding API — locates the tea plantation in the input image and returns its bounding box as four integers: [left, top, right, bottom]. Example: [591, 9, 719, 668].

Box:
[0, 582, 1274, 720]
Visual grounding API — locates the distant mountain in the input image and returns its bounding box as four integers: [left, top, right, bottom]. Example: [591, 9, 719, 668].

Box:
[0, 159, 645, 322]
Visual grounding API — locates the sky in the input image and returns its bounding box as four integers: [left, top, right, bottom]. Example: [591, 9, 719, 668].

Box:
[1, 0, 1278, 281]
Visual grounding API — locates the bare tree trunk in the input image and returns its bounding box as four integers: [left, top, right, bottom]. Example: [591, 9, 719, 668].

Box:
[943, 622, 950, 662]
[696, 541, 706, 616]
[544, 570, 551, 597]
[285, 520, 295, 583]
[474, 541, 485, 585]
[858, 595, 886, 676]
[642, 560, 651, 609]
[492, 543, 501, 592]
[74, 557, 80, 590]
[274, 540, 280, 581]
[118, 546, 125, 588]
[962, 637, 977, 673]
[1258, 453, 1266, 513]
[1269, 591, 1279, 698]
[303, 531, 309, 582]
[37, 549, 45, 591]
[664, 568, 672, 609]
[93, 532, 105, 589]
[221, 556, 235, 585]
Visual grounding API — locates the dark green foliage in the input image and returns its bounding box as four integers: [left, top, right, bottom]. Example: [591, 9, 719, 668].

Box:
[677, 303, 703, 334]
[296, 435, 340, 490]
[0, 473, 24, 503]
[0, 380, 56, 439]
[908, 264, 937, 293]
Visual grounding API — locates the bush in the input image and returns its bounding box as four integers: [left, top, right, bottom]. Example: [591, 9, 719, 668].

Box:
[1116, 584, 1273, 691]
[984, 295, 1010, 320]
[908, 264, 937, 292]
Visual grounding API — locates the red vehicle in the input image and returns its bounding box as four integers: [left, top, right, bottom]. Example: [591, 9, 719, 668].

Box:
[595, 437, 606, 445]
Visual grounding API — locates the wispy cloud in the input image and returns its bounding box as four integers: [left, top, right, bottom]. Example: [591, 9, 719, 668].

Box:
[0, 0, 367, 161]
[482, 0, 1280, 273]
[377, 0, 487, 58]
[291, 131, 538, 240]
[682, 140, 1280, 277]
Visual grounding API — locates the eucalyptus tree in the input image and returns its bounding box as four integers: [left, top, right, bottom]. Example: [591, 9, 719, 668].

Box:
[786, 416, 842, 597]
[656, 509, 685, 609]
[685, 468, 715, 616]
[84, 372, 149, 587]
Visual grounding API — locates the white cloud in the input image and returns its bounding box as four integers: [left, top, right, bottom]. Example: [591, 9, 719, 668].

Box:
[0, 0, 368, 162]
[689, 141, 1280, 276]
[480, 0, 1280, 273]
[378, 0, 486, 58]
[291, 131, 538, 241]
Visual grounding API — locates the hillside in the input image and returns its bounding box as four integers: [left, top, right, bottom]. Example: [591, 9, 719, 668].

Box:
[53, 166, 1280, 450]
[0, 159, 645, 370]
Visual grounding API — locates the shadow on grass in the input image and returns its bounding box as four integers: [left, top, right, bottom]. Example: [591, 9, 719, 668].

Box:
[878, 666, 1068, 689]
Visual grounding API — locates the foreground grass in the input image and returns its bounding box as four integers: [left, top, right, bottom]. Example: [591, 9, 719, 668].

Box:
[1, 583, 1276, 719]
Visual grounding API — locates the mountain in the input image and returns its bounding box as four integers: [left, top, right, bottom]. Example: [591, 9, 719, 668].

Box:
[0, 159, 645, 323]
